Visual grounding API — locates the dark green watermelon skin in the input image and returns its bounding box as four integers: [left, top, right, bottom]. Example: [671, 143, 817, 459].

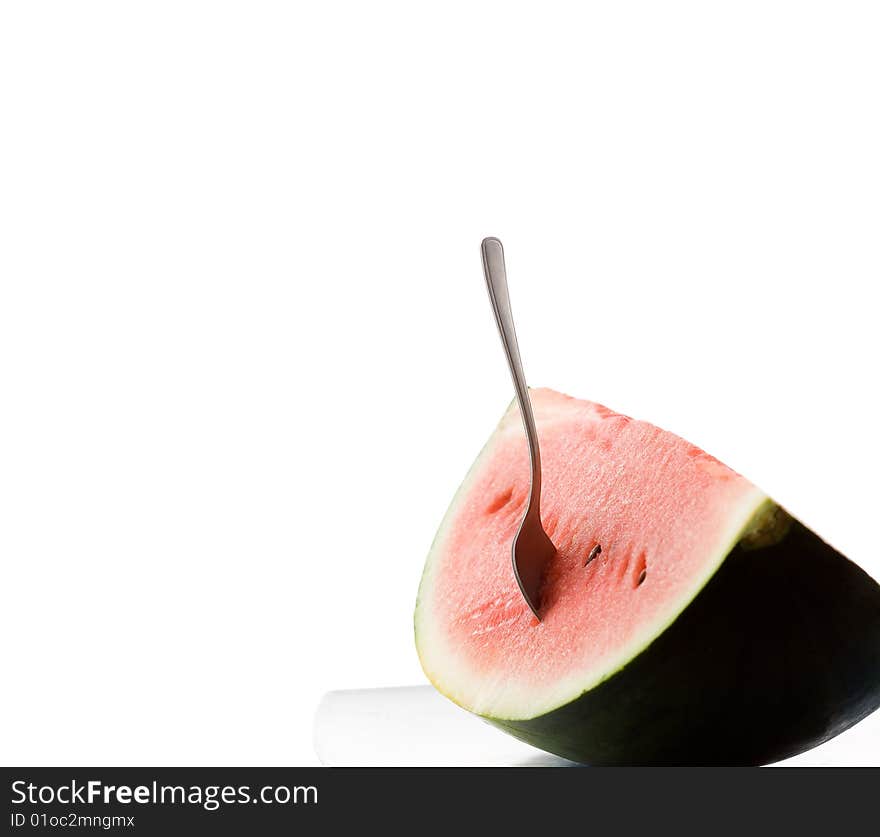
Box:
[489, 521, 880, 765]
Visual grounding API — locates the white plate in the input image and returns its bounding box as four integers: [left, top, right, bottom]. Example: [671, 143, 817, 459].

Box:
[314, 685, 880, 766]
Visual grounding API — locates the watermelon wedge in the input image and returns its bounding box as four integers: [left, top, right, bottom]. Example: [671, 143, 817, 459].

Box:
[415, 389, 880, 765]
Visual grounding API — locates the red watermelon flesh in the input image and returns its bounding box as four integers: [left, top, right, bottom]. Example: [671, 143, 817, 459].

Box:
[415, 388, 770, 720]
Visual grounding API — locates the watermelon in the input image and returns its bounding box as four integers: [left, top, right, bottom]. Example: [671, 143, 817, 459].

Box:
[415, 389, 880, 765]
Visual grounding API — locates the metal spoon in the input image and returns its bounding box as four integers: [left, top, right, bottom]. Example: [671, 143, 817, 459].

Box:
[480, 237, 557, 620]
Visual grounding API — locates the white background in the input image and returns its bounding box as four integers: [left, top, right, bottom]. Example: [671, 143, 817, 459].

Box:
[1, 2, 878, 766]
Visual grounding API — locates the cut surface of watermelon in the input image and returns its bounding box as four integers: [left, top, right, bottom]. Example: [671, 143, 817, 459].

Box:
[416, 389, 770, 719]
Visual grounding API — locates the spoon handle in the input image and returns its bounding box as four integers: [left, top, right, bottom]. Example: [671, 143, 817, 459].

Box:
[480, 237, 543, 516]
